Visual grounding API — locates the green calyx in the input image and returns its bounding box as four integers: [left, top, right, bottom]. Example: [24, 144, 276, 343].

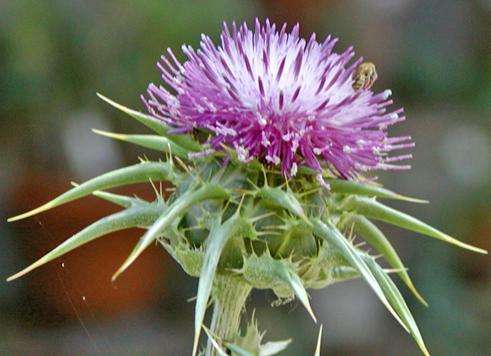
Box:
[6, 96, 487, 356]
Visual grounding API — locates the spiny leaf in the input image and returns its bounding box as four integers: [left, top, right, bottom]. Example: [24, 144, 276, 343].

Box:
[70, 182, 139, 208]
[240, 252, 316, 322]
[258, 186, 311, 226]
[330, 266, 360, 282]
[229, 315, 263, 355]
[7, 203, 163, 281]
[314, 324, 323, 356]
[342, 196, 487, 254]
[193, 214, 245, 356]
[362, 256, 430, 356]
[224, 343, 254, 356]
[202, 326, 228, 356]
[113, 184, 230, 282]
[340, 214, 427, 306]
[277, 265, 317, 322]
[97, 93, 202, 151]
[311, 218, 408, 332]
[226, 335, 291, 356]
[8, 162, 180, 222]
[260, 339, 292, 355]
[220, 145, 264, 172]
[91, 190, 137, 208]
[327, 179, 428, 203]
[92, 129, 189, 159]
[97, 93, 167, 135]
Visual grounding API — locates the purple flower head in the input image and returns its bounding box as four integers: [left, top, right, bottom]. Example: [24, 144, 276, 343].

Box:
[142, 19, 413, 179]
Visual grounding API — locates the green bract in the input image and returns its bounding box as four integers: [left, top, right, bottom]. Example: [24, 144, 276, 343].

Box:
[7, 95, 487, 356]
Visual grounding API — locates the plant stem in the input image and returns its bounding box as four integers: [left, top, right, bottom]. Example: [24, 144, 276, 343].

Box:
[206, 274, 252, 356]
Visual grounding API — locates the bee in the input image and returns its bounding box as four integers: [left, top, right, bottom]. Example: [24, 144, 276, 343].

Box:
[352, 62, 378, 90]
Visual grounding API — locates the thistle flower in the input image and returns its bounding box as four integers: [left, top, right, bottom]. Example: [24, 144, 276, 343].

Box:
[143, 19, 412, 178]
[7, 19, 487, 356]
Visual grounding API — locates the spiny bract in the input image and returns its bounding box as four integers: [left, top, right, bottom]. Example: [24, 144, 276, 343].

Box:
[7, 20, 486, 356]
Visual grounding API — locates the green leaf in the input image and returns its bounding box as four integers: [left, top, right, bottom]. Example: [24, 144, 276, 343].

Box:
[240, 252, 316, 322]
[229, 316, 262, 355]
[330, 266, 360, 282]
[8, 162, 180, 222]
[225, 343, 254, 356]
[71, 182, 142, 209]
[260, 339, 292, 355]
[342, 196, 487, 254]
[97, 93, 202, 152]
[327, 179, 428, 203]
[93, 129, 190, 159]
[193, 214, 245, 356]
[227, 333, 291, 356]
[7, 203, 163, 281]
[340, 214, 427, 306]
[202, 326, 228, 356]
[314, 324, 323, 356]
[219, 145, 264, 172]
[277, 264, 317, 322]
[258, 186, 311, 226]
[91, 190, 137, 208]
[311, 218, 408, 332]
[362, 255, 430, 356]
[113, 184, 230, 282]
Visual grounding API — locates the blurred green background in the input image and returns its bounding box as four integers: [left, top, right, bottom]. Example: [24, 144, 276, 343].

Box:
[1, 1, 490, 355]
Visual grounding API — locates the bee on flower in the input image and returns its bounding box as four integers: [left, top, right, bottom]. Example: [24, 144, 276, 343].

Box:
[352, 62, 378, 90]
